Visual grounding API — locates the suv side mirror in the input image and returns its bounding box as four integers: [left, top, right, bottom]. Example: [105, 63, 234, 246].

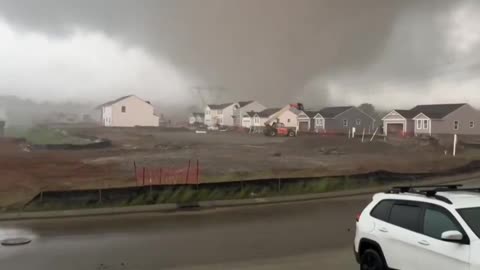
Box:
[441, 230, 463, 242]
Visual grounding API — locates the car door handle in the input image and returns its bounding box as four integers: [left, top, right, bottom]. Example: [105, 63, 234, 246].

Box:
[378, 227, 389, 233]
[418, 240, 430, 246]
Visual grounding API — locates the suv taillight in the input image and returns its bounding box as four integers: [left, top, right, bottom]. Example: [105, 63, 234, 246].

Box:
[356, 213, 361, 222]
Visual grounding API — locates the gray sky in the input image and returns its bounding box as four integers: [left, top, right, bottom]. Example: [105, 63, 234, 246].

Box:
[0, 0, 479, 109]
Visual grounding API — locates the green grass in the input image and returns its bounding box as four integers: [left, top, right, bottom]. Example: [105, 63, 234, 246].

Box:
[22, 176, 402, 212]
[6, 126, 89, 145]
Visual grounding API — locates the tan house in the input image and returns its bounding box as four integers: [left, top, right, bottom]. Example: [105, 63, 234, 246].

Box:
[97, 95, 159, 127]
[264, 105, 302, 131]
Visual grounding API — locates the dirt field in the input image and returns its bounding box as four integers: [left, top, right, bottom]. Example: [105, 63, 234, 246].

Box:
[1, 127, 478, 208]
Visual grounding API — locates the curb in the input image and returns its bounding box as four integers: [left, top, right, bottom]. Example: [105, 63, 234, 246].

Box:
[0, 204, 178, 221]
[1, 172, 479, 221]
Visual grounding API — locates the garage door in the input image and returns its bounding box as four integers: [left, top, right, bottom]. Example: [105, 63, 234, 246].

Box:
[387, 123, 404, 136]
[299, 121, 310, 132]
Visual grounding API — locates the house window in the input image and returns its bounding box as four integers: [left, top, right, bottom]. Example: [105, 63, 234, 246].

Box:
[343, 119, 348, 127]
[217, 110, 223, 114]
[205, 110, 210, 115]
[316, 118, 323, 126]
[356, 119, 361, 125]
[454, 121, 459, 130]
[121, 106, 126, 113]
[423, 120, 428, 129]
[470, 121, 475, 128]
[417, 120, 422, 129]
[287, 119, 291, 123]
[254, 117, 259, 124]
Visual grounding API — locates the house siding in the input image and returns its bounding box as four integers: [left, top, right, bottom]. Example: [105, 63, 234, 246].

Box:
[325, 108, 375, 134]
[221, 104, 236, 126]
[383, 111, 415, 136]
[433, 105, 480, 135]
[242, 115, 264, 128]
[274, 110, 299, 129]
[106, 96, 159, 127]
[297, 112, 311, 132]
[204, 104, 237, 127]
[233, 101, 266, 126]
[414, 114, 431, 135]
[313, 117, 325, 132]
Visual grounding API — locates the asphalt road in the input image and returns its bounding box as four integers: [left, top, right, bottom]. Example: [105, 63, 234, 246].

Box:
[0, 195, 369, 270]
[1, 177, 479, 270]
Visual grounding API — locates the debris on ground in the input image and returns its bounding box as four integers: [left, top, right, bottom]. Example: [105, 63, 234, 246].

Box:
[1, 238, 32, 246]
[319, 147, 345, 155]
[273, 152, 282, 157]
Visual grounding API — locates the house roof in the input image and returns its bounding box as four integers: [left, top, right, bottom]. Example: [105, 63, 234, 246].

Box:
[207, 103, 234, 110]
[96, 95, 153, 109]
[318, 106, 353, 118]
[244, 111, 258, 118]
[303, 110, 320, 118]
[409, 103, 466, 119]
[394, 109, 420, 119]
[238, 101, 254, 108]
[258, 108, 281, 118]
[97, 95, 134, 109]
[289, 107, 303, 115]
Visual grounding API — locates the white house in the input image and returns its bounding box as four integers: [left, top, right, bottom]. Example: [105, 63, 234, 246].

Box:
[297, 111, 325, 132]
[204, 103, 239, 127]
[232, 101, 266, 127]
[97, 95, 159, 127]
[241, 111, 265, 128]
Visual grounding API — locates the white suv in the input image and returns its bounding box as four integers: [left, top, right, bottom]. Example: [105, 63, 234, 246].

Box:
[354, 185, 480, 270]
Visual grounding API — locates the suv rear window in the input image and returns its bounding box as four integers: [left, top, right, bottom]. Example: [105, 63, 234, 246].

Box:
[370, 200, 393, 221]
[390, 203, 421, 232]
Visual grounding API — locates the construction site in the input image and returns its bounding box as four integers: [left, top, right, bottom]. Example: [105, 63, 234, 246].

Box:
[1, 124, 479, 209]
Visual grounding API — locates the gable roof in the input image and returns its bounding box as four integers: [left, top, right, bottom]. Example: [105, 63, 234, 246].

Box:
[318, 106, 353, 118]
[394, 109, 420, 119]
[207, 103, 234, 110]
[303, 110, 320, 118]
[258, 108, 281, 118]
[409, 103, 466, 119]
[97, 95, 151, 109]
[289, 107, 302, 115]
[244, 111, 259, 118]
[238, 101, 254, 108]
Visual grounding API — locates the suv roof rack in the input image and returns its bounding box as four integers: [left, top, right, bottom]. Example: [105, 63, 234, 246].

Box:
[387, 185, 480, 204]
[389, 185, 462, 194]
[387, 185, 465, 204]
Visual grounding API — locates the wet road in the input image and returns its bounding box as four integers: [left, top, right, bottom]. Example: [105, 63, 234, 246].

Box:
[2, 177, 479, 270]
[0, 195, 369, 270]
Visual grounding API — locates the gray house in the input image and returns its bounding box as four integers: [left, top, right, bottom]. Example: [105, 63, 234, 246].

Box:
[317, 106, 376, 134]
[412, 104, 480, 136]
[383, 103, 480, 136]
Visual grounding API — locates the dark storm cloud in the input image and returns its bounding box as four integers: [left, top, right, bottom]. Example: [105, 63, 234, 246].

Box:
[0, 0, 478, 108]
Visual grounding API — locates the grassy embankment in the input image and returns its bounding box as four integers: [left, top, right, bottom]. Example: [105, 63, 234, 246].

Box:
[6, 126, 90, 145]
